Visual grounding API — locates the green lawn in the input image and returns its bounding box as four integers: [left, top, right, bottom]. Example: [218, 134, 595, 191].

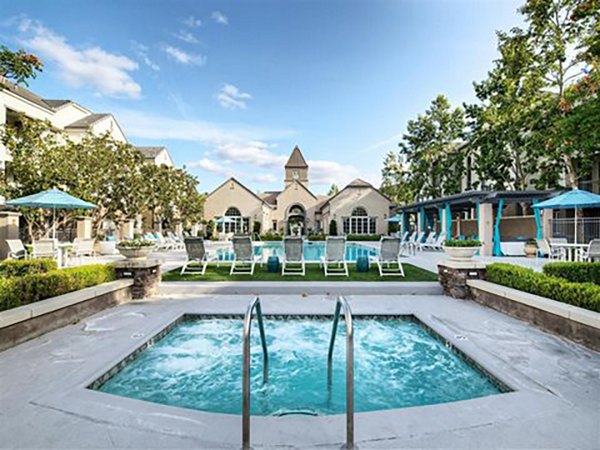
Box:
[162, 263, 437, 282]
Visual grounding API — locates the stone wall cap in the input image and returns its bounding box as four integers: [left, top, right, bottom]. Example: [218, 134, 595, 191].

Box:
[113, 259, 161, 269]
[438, 260, 488, 270]
[0, 211, 22, 217]
[467, 279, 600, 329]
[0, 279, 133, 329]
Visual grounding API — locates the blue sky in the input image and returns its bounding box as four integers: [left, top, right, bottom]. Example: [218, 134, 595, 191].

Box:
[2, 0, 523, 194]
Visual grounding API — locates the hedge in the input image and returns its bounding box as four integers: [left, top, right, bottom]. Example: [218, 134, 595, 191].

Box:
[0, 264, 116, 312]
[0, 259, 58, 278]
[543, 262, 600, 285]
[346, 235, 382, 241]
[485, 263, 600, 312]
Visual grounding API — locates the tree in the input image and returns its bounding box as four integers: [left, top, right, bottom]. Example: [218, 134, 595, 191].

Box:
[327, 183, 340, 196]
[397, 95, 466, 199]
[329, 220, 338, 236]
[0, 45, 43, 86]
[380, 151, 415, 204]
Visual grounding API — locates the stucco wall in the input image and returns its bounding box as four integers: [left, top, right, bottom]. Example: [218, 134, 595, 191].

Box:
[324, 187, 391, 235]
[203, 179, 268, 225]
[271, 181, 319, 232]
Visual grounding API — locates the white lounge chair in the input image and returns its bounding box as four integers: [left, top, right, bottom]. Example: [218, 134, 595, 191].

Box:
[154, 233, 174, 251]
[577, 239, 600, 262]
[230, 236, 258, 275]
[73, 238, 96, 259]
[417, 231, 436, 251]
[281, 237, 305, 276]
[371, 236, 405, 277]
[6, 239, 27, 260]
[423, 233, 446, 251]
[181, 237, 210, 275]
[536, 238, 565, 260]
[167, 231, 185, 250]
[32, 239, 58, 259]
[401, 231, 416, 254]
[321, 236, 349, 277]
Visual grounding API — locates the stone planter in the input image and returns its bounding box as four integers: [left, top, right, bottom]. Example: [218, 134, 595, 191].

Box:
[98, 241, 117, 255]
[117, 246, 154, 260]
[524, 243, 537, 258]
[443, 246, 481, 261]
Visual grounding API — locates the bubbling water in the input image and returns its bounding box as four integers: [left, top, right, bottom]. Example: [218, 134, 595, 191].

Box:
[98, 317, 503, 415]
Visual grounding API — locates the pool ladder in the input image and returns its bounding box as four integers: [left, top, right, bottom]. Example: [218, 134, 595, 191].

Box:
[241, 295, 355, 450]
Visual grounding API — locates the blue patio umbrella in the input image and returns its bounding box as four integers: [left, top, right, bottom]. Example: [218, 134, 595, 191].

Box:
[6, 188, 96, 239]
[387, 215, 401, 223]
[533, 189, 600, 243]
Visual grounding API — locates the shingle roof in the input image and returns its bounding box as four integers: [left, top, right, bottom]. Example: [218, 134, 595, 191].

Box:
[285, 146, 308, 168]
[0, 77, 53, 111]
[65, 113, 110, 129]
[259, 191, 280, 205]
[136, 146, 166, 159]
[347, 178, 372, 187]
[43, 99, 72, 109]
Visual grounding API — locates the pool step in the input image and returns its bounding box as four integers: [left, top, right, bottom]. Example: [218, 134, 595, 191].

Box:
[159, 281, 443, 296]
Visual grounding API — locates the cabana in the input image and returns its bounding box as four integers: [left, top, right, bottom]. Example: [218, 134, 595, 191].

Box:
[396, 190, 556, 257]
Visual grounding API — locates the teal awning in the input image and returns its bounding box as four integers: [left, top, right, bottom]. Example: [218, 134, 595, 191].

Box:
[6, 188, 96, 210]
[533, 189, 600, 209]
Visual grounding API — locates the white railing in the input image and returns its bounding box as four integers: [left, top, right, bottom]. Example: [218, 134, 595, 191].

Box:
[550, 217, 600, 243]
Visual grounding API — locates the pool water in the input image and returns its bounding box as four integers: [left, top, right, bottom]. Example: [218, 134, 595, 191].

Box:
[215, 241, 378, 262]
[96, 317, 506, 415]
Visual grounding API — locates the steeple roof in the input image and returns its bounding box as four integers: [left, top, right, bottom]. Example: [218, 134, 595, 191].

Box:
[285, 146, 308, 168]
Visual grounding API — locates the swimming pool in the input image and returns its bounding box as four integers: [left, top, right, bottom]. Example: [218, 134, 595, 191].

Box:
[215, 241, 378, 262]
[94, 316, 507, 416]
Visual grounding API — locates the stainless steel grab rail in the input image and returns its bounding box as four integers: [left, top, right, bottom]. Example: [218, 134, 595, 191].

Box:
[327, 296, 354, 449]
[242, 296, 269, 449]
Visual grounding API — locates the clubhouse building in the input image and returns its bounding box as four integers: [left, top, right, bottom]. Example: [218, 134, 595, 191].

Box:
[203, 146, 394, 236]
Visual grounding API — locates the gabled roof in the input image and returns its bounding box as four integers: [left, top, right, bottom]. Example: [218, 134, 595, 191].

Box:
[278, 179, 318, 200]
[136, 146, 166, 158]
[285, 146, 308, 168]
[0, 77, 53, 111]
[207, 177, 273, 208]
[43, 99, 72, 109]
[320, 178, 392, 209]
[259, 191, 280, 206]
[65, 113, 111, 129]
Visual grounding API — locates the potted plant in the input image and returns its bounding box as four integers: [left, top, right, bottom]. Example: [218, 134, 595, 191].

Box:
[116, 238, 155, 260]
[524, 239, 538, 258]
[442, 239, 482, 261]
[96, 231, 117, 255]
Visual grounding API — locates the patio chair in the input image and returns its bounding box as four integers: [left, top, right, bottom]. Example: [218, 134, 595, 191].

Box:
[422, 232, 445, 251]
[167, 231, 185, 250]
[72, 238, 96, 259]
[32, 239, 58, 259]
[230, 236, 258, 275]
[401, 231, 416, 254]
[535, 238, 565, 260]
[154, 233, 174, 251]
[6, 239, 27, 260]
[417, 231, 436, 252]
[370, 236, 405, 277]
[181, 237, 210, 275]
[321, 236, 349, 277]
[281, 237, 305, 276]
[577, 239, 600, 262]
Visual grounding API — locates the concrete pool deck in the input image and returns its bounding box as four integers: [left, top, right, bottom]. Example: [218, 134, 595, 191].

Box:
[0, 291, 598, 448]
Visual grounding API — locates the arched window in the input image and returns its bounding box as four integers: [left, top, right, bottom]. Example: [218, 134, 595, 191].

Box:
[343, 206, 376, 235]
[218, 207, 247, 234]
[225, 207, 241, 217]
[288, 205, 305, 216]
[351, 207, 368, 217]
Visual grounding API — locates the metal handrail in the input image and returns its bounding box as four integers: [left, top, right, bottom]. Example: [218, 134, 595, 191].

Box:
[242, 296, 269, 449]
[327, 296, 354, 449]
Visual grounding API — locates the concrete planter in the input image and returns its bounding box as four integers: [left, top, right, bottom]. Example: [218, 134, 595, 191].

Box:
[443, 246, 481, 261]
[98, 241, 117, 255]
[117, 246, 154, 260]
[524, 243, 537, 258]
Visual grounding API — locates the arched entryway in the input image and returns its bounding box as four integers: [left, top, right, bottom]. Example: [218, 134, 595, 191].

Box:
[286, 204, 306, 236]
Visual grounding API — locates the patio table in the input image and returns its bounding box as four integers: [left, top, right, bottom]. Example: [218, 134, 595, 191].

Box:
[26, 242, 73, 268]
[550, 243, 588, 262]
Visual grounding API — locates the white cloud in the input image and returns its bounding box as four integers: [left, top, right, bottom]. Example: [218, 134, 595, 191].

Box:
[188, 158, 231, 176]
[211, 11, 229, 25]
[131, 41, 159, 72]
[183, 15, 202, 28]
[172, 30, 200, 44]
[214, 141, 286, 167]
[308, 160, 362, 187]
[163, 45, 206, 66]
[217, 84, 252, 110]
[252, 174, 278, 183]
[18, 19, 141, 98]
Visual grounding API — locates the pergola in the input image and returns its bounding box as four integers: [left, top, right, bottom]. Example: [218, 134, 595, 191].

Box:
[396, 190, 557, 256]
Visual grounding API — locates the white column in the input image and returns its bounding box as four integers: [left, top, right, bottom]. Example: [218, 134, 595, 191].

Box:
[120, 220, 135, 240]
[76, 216, 93, 240]
[478, 203, 494, 256]
[0, 211, 21, 260]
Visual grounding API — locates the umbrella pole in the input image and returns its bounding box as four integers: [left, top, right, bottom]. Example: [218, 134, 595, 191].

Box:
[574, 208, 578, 245]
[52, 208, 56, 240]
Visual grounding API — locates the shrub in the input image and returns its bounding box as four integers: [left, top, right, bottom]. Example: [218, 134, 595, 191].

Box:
[0, 264, 116, 312]
[307, 233, 326, 241]
[0, 259, 58, 278]
[329, 220, 338, 236]
[117, 238, 155, 249]
[543, 262, 600, 285]
[444, 239, 481, 247]
[346, 234, 382, 241]
[486, 263, 600, 312]
[260, 232, 283, 241]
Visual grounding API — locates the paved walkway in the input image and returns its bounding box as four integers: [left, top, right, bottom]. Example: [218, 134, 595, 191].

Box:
[0, 292, 598, 448]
